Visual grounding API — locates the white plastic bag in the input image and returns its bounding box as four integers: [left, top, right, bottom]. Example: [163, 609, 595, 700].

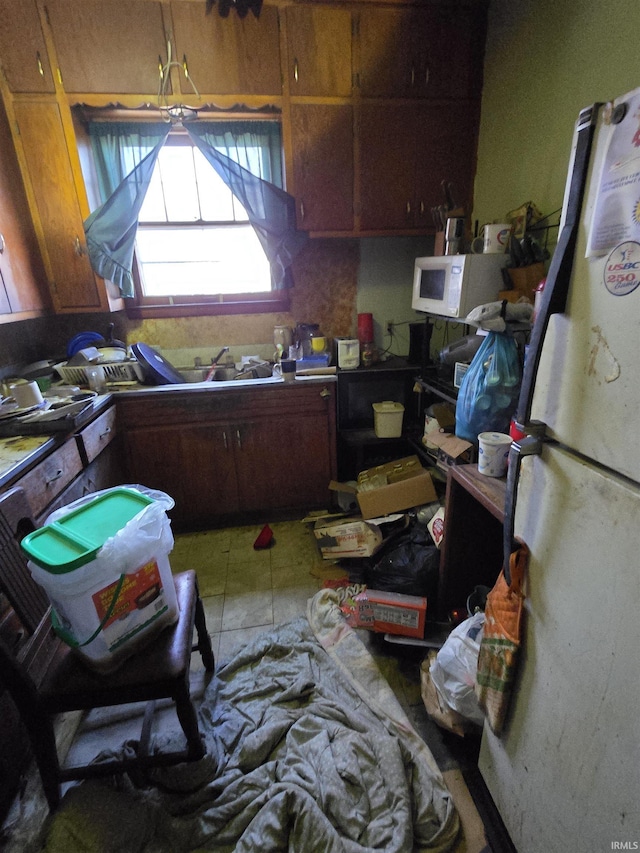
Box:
[430, 611, 485, 726]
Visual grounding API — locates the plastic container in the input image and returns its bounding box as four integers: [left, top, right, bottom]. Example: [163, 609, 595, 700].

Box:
[373, 401, 405, 438]
[21, 487, 178, 673]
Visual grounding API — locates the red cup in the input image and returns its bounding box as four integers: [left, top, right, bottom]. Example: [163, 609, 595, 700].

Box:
[357, 313, 374, 344]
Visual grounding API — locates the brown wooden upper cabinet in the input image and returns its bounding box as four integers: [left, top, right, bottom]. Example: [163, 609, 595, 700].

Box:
[358, 5, 485, 100]
[359, 101, 476, 232]
[285, 7, 352, 98]
[45, 0, 170, 95]
[290, 103, 354, 233]
[0, 95, 49, 319]
[12, 98, 115, 312]
[0, 0, 55, 93]
[170, 3, 281, 97]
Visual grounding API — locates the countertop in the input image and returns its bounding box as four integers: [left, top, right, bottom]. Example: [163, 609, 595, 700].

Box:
[0, 373, 336, 488]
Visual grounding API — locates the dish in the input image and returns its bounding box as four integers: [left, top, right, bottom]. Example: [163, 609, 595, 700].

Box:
[0, 400, 47, 420]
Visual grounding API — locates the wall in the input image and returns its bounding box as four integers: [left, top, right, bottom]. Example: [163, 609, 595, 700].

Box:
[473, 0, 640, 232]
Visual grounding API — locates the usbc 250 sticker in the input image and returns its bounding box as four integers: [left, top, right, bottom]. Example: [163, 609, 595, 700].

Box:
[604, 241, 640, 296]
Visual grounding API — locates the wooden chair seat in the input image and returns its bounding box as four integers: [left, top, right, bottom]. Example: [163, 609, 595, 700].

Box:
[0, 487, 215, 811]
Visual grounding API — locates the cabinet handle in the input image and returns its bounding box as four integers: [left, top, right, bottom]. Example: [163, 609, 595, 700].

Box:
[46, 469, 64, 487]
[406, 201, 411, 215]
[300, 201, 305, 222]
[293, 58, 299, 83]
[425, 66, 430, 87]
[74, 237, 87, 257]
[320, 387, 331, 400]
[222, 430, 228, 450]
[99, 427, 111, 440]
[36, 51, 45, 77]
[236, 429, 242, 449]
[419, 201, 425, 215]
[411, 66, 415, 87]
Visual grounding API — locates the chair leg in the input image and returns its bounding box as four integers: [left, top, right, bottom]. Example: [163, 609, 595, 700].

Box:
[193, 590, 215, 672]
[30, 714, 62, 811]
[174, 679, 205, 760]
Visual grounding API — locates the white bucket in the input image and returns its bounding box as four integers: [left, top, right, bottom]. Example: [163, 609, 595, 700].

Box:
[477, 432, 512, 477]
[23, 487, 178, 673]
[373, 401, 405, 438]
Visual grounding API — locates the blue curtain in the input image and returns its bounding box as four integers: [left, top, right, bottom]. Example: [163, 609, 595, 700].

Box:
[186, 122, 306, 290]
[84, 123, 170, 297]
[83, 119, 305, 297]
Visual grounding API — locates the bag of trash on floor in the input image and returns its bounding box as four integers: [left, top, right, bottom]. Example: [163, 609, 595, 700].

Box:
[429, 611, 485, 726]
[365, 523, 440, 605]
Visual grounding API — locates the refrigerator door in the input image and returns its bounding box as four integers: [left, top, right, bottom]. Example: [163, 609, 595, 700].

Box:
[479, 445, 640, 852]
[530, 89, 640, 483]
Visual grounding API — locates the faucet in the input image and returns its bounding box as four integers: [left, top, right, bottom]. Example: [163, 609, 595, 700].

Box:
[211, 346, 229, 366]
[205, 347, 231, 381]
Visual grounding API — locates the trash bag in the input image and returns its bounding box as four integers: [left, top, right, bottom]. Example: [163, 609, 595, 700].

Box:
[455, 331, 521, 443]
[430, 611, 485, 726]
[366, 525, 440, 605]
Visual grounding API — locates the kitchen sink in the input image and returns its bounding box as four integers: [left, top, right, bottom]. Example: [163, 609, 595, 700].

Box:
[176, 361, 274, 383]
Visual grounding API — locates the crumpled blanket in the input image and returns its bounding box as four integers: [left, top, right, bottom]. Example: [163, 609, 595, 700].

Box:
[43, 590, 460, 853]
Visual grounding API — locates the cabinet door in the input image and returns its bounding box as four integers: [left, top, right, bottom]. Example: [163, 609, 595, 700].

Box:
[0, 0, 55, 93]
[290, 104, 354, 232]
[423, 5, 486, 101]
[122, 423, 239, 530]
[12, 99, 108, 311]
[359, 103, 417, 232]
[171, 3, 281, 97]
[359, 102, 477, 233]
[413, 102, 478, 228]
[358, 7, 424, 99]
[0, 95, 48, 318]
[46, 0, 169, 94]
[285, 7, 352, 98]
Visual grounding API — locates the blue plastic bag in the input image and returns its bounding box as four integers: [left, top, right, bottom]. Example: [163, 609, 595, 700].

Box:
[455, 332, 521, 443]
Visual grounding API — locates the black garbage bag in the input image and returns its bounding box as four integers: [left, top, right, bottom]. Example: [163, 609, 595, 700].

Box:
[366, 525, 440, 609]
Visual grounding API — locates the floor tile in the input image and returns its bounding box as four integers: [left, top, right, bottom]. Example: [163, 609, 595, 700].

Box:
[272, 586, 318, 624]
[221, 590, 273, 632]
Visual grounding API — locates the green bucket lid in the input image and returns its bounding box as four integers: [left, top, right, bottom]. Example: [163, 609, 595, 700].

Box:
[21, 488, 154, 574]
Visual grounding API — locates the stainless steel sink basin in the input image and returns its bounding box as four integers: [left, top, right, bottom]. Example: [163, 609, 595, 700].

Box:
[176, 363, 273, 383]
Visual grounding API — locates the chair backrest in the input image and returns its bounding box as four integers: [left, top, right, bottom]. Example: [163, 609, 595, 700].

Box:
[0, 487, 50, 642]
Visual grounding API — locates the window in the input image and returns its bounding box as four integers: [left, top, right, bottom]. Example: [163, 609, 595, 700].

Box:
[136, 133, 272, 301]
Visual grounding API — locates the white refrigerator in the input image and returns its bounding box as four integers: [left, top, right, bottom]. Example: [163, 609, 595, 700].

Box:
[478, 88, 640, 851]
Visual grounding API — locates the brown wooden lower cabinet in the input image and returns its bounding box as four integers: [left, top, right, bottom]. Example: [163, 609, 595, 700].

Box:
[117, 383, 337, 530]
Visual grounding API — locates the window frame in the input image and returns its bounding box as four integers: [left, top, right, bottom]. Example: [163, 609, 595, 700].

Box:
[90, 113, 291, 319]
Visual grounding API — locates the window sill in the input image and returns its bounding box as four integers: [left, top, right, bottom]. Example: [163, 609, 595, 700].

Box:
[125, 293, 290, 319]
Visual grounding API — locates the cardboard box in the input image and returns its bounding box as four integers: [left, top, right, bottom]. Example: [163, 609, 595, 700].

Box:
[422, 432, 475, 472]
[330, 455, 437, 520]
[355, 455, 437, 519]
[314, 519, 383, 559]
[313, 514, 406, 559]
[344, 589, 427, 639]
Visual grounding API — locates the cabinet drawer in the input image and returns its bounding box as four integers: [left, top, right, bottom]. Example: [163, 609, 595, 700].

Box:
[77, 406, 117, 465]
[18, 439, 83, 519]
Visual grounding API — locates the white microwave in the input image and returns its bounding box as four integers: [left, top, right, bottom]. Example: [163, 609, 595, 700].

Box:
[411, 253, 509, 319]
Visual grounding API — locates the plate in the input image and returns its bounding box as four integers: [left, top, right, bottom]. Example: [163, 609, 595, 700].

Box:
[0, 400, 47, 420]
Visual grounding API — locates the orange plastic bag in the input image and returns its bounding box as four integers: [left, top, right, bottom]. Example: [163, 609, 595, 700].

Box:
[475, 543, 529, 734]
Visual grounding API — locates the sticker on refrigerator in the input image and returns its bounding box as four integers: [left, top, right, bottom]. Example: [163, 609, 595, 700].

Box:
[603, 241, 640, 296]
[587, 88, 640, 256]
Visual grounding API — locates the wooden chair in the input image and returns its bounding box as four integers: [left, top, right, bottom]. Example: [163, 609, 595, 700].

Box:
[0, 486, 215, 811]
